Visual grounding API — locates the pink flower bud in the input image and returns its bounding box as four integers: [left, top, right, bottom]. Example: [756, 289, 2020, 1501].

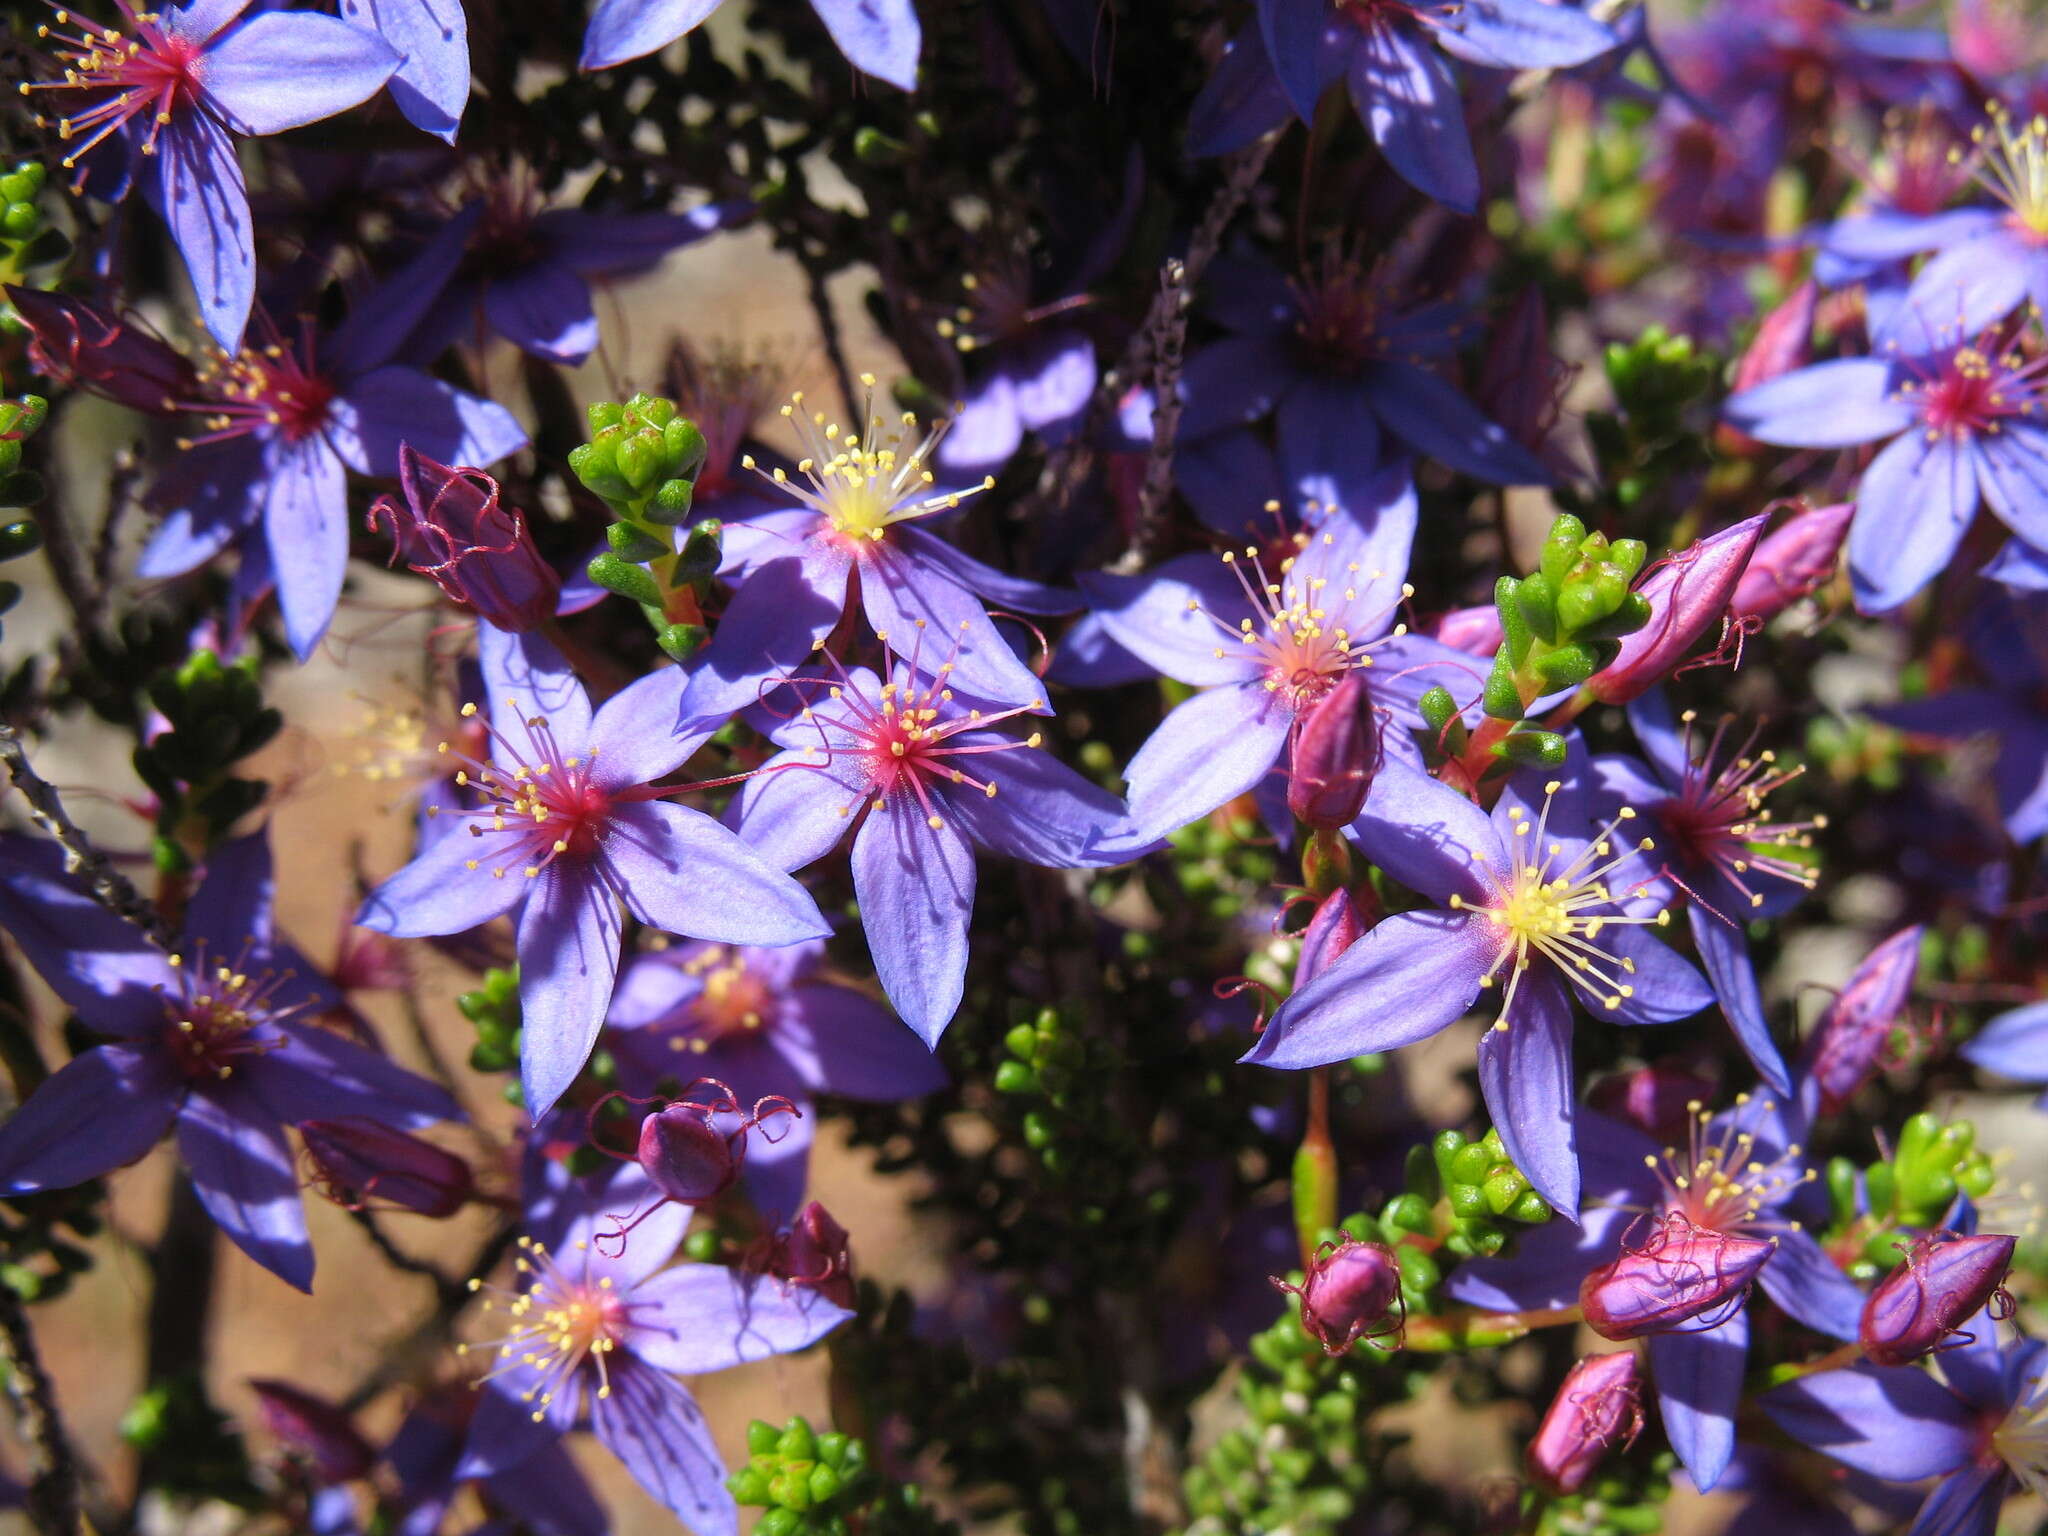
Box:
[1287, 673, 1381, 831]
[6, 286, 198, 416]
[248, 1380, 376, 1483]
[767, 1200, 857, 1309]
[1859, 1231, 2016, 1367]
[637, 1100, 744, 1205]
[1731, 502, 1852, 624]
[1586, 512, 1770, 705]
[1294, 886, 1371, 991]
[300, 1119, 473, 1219]
[1730, 282, 1817, 397]
[1579, 1210, 1774, 1340]
[368, 445, 561, 633]
[1423, 604, 1504, 657]
[1800, 925, 1923, 1115]
[1525, 1351, 1644, 1495]
[1588, 1065, 1719, 1147]
[1274, 1234, 1403, 1354]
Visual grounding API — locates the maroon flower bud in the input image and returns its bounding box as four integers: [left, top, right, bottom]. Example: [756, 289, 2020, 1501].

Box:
[247, 1380, 376, 1483]
[1860, 1231, 2017, 1367]
[1525, 1351, 1644, 1495]
[1288, 673, 1381, 831]
[1586, 512, 1770, 705]
[6, 285, 198, 415]
[1476, 286, 1572, 466]
[1730, 282, 1817, 397]
[1588, 1064, 1719, 1147]
[1294, 886, 1371, 991]
[1801, 925, 1923, 1115]
[1731, 502, 1853, 624]
[637, 1099, 745, 1205]
[1274, 1233, 1403, 1354]
[1579, 1210, 1774, 1340]
[368, 445, 561, 633]
[1424, 603, 1504, 657]
[300, 1118, 473, 1218]
[767, 1200, 857, 1309]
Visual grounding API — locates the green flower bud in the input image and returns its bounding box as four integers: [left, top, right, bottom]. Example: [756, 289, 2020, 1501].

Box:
[1514, 571, 1560, 644]
[586, 551, 664, 607]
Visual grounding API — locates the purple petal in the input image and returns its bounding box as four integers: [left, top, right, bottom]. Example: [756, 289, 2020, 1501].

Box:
[1650, 1311, 1748, 1492]
[1442, 1203, 1632, 1311]
[1582, 923, 1714, 1026]
[249, 1024, 459, 1129]
[1123, 683, 1293, 840]
[1347, 758, 1502, 906]
[255, 438, 348, 663]
[1867, 687, 2030, 740]
[516, 867, 623, 1118]
[1722, 359, 1913, 449]
[605, 801, 829, 946]
[892, 525, 1079, 616]
[1200, 253, 1302, 338]
[1822, 208, 2001, 263]
[1909, 1465, 2010, 1536]
[849, 802, 976, 1046]
[184, 829, 277, 954]
[586, 666, 718, 791]
[1477, 966, 1580, 1218]
[624, 1264, 852, 1373]
[476, 1440, 605, 1536]
[1258, 0, 1354, 121]
[0, 839, 178, 1032]
[1432, 0, 1615, 69]
[858, 545, 1048, 710]
[479, 622, 592, 748]
[1894, 231, 2037, 342]
[1348, 24, 1478, 214]
[680, 555, 846, 719]
[355, 821, 527, 937]
[483, 263, 599, 363]
[1177, 333, 1300, 439]
[0, 1046, 179, 1192]
[1689, 904, 1792, 1094]
[457, 1366, 577, 1479]
[141, 115, 254, 352]
[1757, 1227, 1865, 1341]
[943, 734, 1150, 866]
[138, 439, 265, 579]
[1848, 430, 1978, 613]
[329, 366, 527, 475]
[1760, 1364, 1976, 1480]
[1961, 1001, 2048, 1083]
[588, 1357, 735, 1536]
[1994, 720, 2048, 842]
[1364, 360, 1549, 484]
[935, 373, 1021, 470]
[736, 1091, 814, 1218]
[545, 205, 746, 275]
[1973, 422, 2048, 549]
[808, 0, 921, 88]
[1187, 24, 1294, 158]
[1079, 554, 1263, 689]
[777, 982, 946, 1099]
[178, 1087, 313, 1290]
[724, 747, 868, 873]
[172, 0, 255, 42]
[327, 204, 484, 378]
[1277, 377, 1385, 520]
[340, 0, 469, 142]
[1245, 907, 1493, 1066]
[1178, 429, 1285, 537]
[580, 0, 721, 69]
[202, 11, 397, 133]
[1008, 329, 1096, 434]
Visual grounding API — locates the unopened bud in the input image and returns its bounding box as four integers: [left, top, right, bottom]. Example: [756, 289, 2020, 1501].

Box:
[638, 1100, 743, 1205]
[1288, 674, 1381, 830]
[7, 286, 198, 415]
[1423, 604, 1504, 657]
[1526, 1351, 1644, 1495]
[369, 445, 561, 633]
[767, 1200, 856, 1309]
[1294, 886, 1371, 991]
[300, 1119, 473, 1218]
[1274, 1234, 1402, 1354]
[1580, 1210, 1774, 1340]
[1586, 512, 1769, 704]
[1721, 282, 1817, 451]
[1731, 502, 1853, 623]
[1802, 925, 1923, 1115]
[248, 1379, 376, 1483]
[1859, 1231, 2016, 1367]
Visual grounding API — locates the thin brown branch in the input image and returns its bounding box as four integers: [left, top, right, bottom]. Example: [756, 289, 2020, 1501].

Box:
[0, 1283, 80, 1536]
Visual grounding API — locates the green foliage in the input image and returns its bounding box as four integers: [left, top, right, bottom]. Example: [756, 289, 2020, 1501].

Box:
[1527, 1452, 1677, 1535]
[1824, 1113, 1998, 1281]
[133, 649, 282, 867]
[729, 1415, 955, 1536]
[1575, 326, 1721, 513]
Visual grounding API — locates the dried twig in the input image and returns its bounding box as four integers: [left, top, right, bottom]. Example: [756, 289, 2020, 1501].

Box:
[0, 723, 174, 949]
[0, 1283, 81, 1536]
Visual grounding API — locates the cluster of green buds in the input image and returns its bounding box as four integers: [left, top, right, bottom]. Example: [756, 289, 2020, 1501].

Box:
[1149, 803, 1281, 929]
[1181, 1305, 1380, 1535]
[1428, 513, 1649, 767]
[1526, 1452, 1676, 1536]
[0, 392, 48, 641]
[994, 1005, 1149, 1198]
[458, 966, 522, 1078]
[729, 1416, 953, 1536]
[1576, 326, 1719, 513]
[1824, 1113, 1997, 1281]
[570, 394, 724, 661]
[133, 650, 282, 871]
[0, 163, 65, 306]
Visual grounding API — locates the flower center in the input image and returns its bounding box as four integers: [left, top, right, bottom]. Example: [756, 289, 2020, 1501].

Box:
[437, 701, 613, 880]
[1449, 782, 1671, 1019]
[462, 1236, 630, 1421]
[1655, 711, 1823, 914]
[1992, 1373, 2048, 1498]
[746, 378, 993, 547]
[30, 8, 209, 174]
[177, 339, 339, 451]
[1968, 103, 2048, 241]
[1198, 537, 1411, 714]
[154, 946, 300, 1083]
[682, 949, 777, 1040]
[1643, 1095, 1814, 1239]
[1291, 254, 1389, 377]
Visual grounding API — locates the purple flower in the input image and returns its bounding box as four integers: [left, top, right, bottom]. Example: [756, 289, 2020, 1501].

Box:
[1448, 1098, 1865, 1490]
[136, 314, 528, 661]
[1246, 763, 1713, 1217]
[581, 0, 920, 89]
[726, 655, 1147, 1042]
[338, 0, 470, 143]
[1588, 694, 1823, 1093]
[1888, 106, 2048, 339]
[1174, 251, 1553, 485]
[680, 384, 1073, 717]
[1088, 483, 1447, 839]
[0, 831, 458, 1290]
[387, 1386, 605, 1536]
[356, 625, 830, 1118]
[455, 1166, 849, 1536]
[1960, 997, 2048, 1106]
[30, 1, 400, 350]
[607, 938, 946, 1214]
[1798, 924, 1925, 1118]
[1188, 0, 1616, 210]
[1724, 317, 2048, 612]
[1762, 1317, 2046, 1536]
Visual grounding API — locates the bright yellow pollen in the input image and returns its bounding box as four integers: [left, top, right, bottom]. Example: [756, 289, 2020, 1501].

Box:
[1967, 103, 2048, 237]
[753, 385, 992, 542]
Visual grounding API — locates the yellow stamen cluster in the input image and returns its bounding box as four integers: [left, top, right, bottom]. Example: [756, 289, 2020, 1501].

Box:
[459, 1236, 622, 1421]
[1960, 103, 2048, 237]
[1643, 1096, 1813, 1238]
